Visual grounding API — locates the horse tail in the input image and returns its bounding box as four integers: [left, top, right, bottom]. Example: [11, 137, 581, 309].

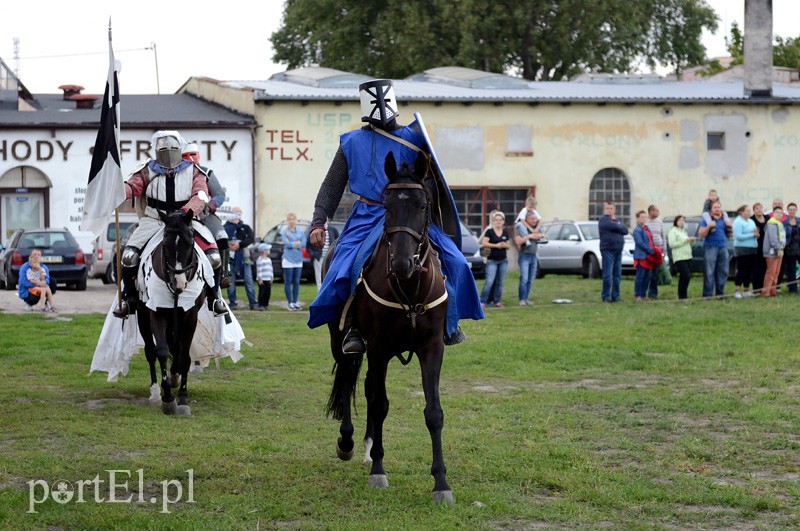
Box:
[326, 353, 363, 421]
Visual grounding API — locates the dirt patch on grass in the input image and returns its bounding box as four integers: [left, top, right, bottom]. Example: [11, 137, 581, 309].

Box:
[699, 378, 741, 389]
[80, 390, 151, 409]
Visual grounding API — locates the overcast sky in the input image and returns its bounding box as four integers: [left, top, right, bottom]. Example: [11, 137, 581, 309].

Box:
[1, 0, 798, 96]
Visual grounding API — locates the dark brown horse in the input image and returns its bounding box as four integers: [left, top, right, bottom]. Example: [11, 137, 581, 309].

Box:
[326, 151, 453, 504]
[138, 209, 204, 415]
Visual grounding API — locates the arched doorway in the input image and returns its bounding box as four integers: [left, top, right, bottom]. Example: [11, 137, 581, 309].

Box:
[588, 168, 631, 226]
[0, 165, 52, 240]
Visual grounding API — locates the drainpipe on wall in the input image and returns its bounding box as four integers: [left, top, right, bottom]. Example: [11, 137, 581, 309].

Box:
[743, 0, 773, 98]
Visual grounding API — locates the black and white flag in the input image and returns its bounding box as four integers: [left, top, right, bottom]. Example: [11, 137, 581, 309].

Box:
[80, 21, 125, 240]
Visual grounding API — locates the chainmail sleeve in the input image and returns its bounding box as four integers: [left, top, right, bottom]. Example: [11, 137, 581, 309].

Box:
[311, 147, 349, 228]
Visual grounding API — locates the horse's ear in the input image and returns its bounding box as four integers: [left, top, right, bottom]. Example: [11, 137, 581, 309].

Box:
[184, 209, 194, 223]
[158, 210, 168, 223]
[384, 152, 397, 181]
[414, 152, 429, 180]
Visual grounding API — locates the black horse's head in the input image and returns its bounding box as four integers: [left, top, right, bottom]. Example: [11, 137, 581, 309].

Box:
[383, 151, 431, 279]
[158, 209, 196, 293]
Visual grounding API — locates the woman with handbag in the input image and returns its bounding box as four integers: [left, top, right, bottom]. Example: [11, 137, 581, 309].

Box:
[480, 211, 511, 308]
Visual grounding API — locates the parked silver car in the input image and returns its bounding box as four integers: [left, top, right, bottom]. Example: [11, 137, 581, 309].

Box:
[536, 220, 636, 278]
[88, 212, 138, 284]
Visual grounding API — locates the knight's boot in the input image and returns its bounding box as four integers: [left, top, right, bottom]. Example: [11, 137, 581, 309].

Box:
[218, 239, 231, 288]
[444, 325, 467, 346]
[113, 266, 139, 318]
[206, 266, 230, 318]
[341, 309, 366, 355]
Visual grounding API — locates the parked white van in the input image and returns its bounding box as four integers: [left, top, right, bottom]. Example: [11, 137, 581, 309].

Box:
[88, 212, 139, 284]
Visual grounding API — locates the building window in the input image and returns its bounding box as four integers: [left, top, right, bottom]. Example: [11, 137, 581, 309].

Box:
[588, 168, 631, 226]
[451, 187, 533, 234]
[707, 132, 725, 150]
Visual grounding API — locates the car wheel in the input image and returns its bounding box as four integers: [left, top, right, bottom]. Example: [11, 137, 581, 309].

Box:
[583, 254, 601, 279]
[5, 270, 17, 290]
[104, 262, 116, 284]
[535, 267, 545, 279]
[729, 257, 737, 280]
[76, 274, 88, 291]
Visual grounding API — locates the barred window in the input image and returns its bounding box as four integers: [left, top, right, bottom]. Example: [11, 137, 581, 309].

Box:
[451, 187, 533, 234]
[588, 168, 631, 226]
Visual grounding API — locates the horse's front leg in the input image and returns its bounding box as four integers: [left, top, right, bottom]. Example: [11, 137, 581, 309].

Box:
[418, 340, 453, 505]
[151, 313, 177, 415]
[175, 312, 199, 416]
[363, 373, 374, 465]
[366, 358, 390, 488]
[137, 311, 161, 405]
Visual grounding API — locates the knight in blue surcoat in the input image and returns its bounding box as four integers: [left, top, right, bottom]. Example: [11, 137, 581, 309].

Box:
[307, 79, 484, 354]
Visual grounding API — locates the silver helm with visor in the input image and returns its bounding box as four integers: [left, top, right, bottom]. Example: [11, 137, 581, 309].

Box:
[154, 135, 182, 169]
[359, 79, 398, 128]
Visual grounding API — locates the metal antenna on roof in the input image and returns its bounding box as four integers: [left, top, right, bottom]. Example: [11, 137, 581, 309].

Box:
[145, 42, 161, 94]
[13, 37, 20, 78]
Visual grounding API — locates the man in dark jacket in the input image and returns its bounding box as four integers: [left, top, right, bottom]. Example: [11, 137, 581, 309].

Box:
[224, 206, 258, 310]
[598, 201, 629, 302]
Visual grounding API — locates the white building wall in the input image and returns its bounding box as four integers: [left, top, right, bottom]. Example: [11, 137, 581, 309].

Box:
[0, 128, 253, 252]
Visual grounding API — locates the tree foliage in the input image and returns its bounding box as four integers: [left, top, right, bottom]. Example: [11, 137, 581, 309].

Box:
[271, 0, 719, 80]
[715, 21, 800, 71]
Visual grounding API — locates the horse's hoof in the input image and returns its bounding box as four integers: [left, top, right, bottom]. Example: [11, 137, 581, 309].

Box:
[336, 439, 354, 461]
[170, 374, 181, 389]
[368, 474, 389, 488]
[149, 384, 161, 405]
[161, 400, 177, 415]
[176, 405, 192, 416]
[433, 490, 454, 505]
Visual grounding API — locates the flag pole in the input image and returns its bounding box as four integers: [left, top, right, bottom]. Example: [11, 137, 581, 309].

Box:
[115, 207, 123, 310]
[107, 19, 124, 315]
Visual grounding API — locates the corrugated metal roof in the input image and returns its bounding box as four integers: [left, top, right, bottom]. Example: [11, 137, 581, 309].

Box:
[0, 92, 256, 128]
[241, 66, 800, 104]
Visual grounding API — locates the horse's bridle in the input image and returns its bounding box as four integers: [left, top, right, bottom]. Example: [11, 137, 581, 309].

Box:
[384, 183, 430, 276]
[161, 228, 198, 295]
[361, 182, 447, 323]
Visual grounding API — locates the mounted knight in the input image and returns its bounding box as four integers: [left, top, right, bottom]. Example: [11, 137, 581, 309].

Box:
[113, 130, 228, 319]
[307, 79, 484, 351]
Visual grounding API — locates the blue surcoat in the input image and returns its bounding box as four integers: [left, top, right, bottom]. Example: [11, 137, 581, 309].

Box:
[307, 126, 484, 333]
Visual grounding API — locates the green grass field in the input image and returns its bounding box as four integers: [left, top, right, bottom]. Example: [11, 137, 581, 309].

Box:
[1, 273, 799, 529]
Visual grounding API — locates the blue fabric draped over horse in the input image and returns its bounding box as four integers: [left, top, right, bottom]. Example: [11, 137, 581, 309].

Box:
[307, 118, 483, 336]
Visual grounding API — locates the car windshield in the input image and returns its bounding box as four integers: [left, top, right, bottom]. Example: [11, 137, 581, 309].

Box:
[263, 221, 310, 245]
[18, 231, 78, 249]
[685, 220, 700, 237]
[578, 223, 599, 241]
[106, 222, 134, 241]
